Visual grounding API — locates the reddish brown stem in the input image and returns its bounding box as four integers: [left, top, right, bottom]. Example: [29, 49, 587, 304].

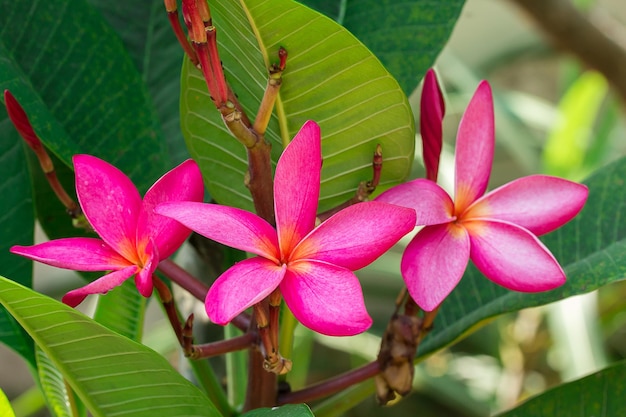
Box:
[189, 332, 256, 359]
[153, 276, 184, 344]
[164, 1, 199, 66]
[278, 361, 380, 405]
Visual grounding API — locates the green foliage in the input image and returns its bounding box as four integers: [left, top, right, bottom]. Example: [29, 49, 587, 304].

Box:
[241, 404, 314, 417]
[181, 0, 415, 212]
[0, 277, 222, 417]
[420, 155, 626, 357]
[496, 360, 626, 416]
[298, 0, 466, 95]
[0, 387, 16, 417]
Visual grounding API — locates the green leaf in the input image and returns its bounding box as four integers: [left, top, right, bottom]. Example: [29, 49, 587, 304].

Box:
[0, 97, 35, 365]
[0, 0, 169, 190]
[36, 346, 78, 417]
[496, 360, 626, 416]
[93, 280, 146, 341]
[181, 0, 415, 213]
[241, 404, 314, 417]
[0, 276, 222, 417]
[298, 0, 466, 95]
[87, 0, 190, 164]
[0, 387, 16, 417]
[419, 156, 626, 357]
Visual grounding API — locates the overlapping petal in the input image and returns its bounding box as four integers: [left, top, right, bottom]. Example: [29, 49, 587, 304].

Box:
[156, 202, 280, 261]
[10, 238, 130, 271]
[281, 260, 372, 336]
[402, 223, 471, 311]
[134, 240, 158, 298]
[74, 155, 142, 262]
[292, 202, 415, 270]
[274, 120, 321, 257]
[376, 179, 455, 226]
[454, 81, 494, 213]
[138, 159, 204, 259]
[465, 219, 565, 292]
[62, 265, 138, 307]
[205, 258, 286, 325]
[465, 175, 589, 235]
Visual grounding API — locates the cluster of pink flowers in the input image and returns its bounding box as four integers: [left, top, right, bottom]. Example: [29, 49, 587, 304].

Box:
[11, 72, 588, 336]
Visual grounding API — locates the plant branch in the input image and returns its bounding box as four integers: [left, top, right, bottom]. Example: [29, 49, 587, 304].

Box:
[509, 0, 626, 104]
[277, 361, 380, 405]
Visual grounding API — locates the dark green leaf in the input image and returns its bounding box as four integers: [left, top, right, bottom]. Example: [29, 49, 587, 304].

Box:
[496, 360, 626, 416]
[182, 0, 415, 212]
[0, 276, 222, 417]
[241, 404, 314, 417]
[298, 0, 466, 94]
[87, 0, 190, 164]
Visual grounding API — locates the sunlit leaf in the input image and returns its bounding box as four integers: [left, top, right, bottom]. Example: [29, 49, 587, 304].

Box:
[181, 0, 415, 213]
[0, 276, 221, 417]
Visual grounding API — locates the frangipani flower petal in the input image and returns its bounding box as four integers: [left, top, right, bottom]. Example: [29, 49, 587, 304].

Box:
[134, 240, 158, 298]
[421, 69, 445, 182]
[62, 265, 138, 307]
[10, 238, 130, 271]
[205, 258, 286, 325]
[156, 202, 279, 261]
[138, 159, 204, 259]
[281, 260, 372, 336]
[74, 155, 142, 262]
[402, 223, 470, 311]
[293, 202, 415, 270]
[274, 120, 321, 257]
[465, 175, 589, 236]
[376, 179, 455, 226]
[454, 81, 494, 213]
[465, 219, 566, 292]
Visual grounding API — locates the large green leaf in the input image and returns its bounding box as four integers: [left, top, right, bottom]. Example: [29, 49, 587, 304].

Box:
[0, 0, 169, 189]
[419, 156, 626, 356]
[496, 360, 626, 416]
[182, 0, 415, 213]
[87, 0, 190, 164]
[298, 0, 466, 95]
[0, 276, 221, 417]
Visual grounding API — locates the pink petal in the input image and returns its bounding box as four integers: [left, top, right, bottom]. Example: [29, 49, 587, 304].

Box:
[401, 223, 470, 311]
[73, 155, 142, 261]
[205, 258, 285, 325]
[454, 81, 494, 214]
[375, 179, 455, 226]
[134, 240, 158, 298]
[62, 265, 138, 307]
[137, 159, 204, 259]
[292, 202, 415, 270]
[421, 69, 445, 182]
[464, 175, 589, 236]
[465, 219, 566, 292]
[281, 260, 372, 336]
[274, 121, 321, 256]
[10, 238, 131, 271]
[156, 202, 280, 261]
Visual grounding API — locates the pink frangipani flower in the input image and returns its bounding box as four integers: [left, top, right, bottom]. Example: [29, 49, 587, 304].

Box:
[11, 156, 204, 307]
[156, 121, 416, 336]
[376, 81, 589, 312]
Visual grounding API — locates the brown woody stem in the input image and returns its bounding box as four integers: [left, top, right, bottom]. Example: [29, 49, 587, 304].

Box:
[278, 361, 380, 405]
